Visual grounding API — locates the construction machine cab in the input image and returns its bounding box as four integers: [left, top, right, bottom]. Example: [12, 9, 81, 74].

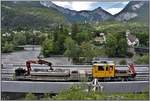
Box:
[15, 68, 26, 76]
[92, 62, 115, 78]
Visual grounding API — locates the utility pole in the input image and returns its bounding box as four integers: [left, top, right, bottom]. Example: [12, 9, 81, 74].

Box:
[32, 30, 36, 51]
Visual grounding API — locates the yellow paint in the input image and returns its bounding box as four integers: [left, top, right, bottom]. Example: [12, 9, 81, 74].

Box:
[92, 63, 115, 78]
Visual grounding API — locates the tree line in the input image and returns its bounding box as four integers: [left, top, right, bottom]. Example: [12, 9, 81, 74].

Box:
[2, 22, 149, 64]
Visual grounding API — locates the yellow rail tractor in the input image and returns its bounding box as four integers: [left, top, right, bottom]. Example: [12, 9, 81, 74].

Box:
[92, 62, 136, 81]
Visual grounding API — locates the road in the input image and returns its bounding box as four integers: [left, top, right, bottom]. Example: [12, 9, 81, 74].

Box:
[2, 81, 149, 93]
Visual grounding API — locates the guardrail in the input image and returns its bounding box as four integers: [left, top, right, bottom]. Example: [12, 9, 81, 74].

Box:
[5, 64, 150, 67]
[2, 64, 149, 68]
[1, 69, 149, 74]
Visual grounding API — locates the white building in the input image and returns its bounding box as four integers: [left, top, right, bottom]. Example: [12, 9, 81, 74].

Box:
[94, 33, 106, 44]
[126, 30, 139, 47]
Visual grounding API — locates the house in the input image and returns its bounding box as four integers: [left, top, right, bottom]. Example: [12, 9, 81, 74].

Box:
[94, 33, 106, 44]
[126, 30, 139, 47]
[126, 30, 139, 55]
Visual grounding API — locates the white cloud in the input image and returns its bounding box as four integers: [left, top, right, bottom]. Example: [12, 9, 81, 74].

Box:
[52, 1, 128, 14]
[71, 2, 94, 11]
[53, 1, 95, 11]
[105, 8, 124, 15]
[122, 2, 129, 5]
[52, 2, 72, 8]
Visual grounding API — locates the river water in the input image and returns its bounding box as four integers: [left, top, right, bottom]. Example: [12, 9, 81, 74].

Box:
[1, 46, 72, 65]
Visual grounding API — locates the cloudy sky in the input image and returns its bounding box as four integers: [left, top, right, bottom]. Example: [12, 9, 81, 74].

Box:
[52, 1, 129, 15]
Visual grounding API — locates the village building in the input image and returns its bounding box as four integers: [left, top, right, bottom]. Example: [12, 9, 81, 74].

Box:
[94, 33, 106, 44]
[126, 30, 139, 55]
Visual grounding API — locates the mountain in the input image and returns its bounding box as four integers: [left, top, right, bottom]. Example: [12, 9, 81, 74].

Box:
[1, 1, 149, 31]
[1, 1, 68, 31]
[114, 1, 149, 23]
[40, 1, 114, 22]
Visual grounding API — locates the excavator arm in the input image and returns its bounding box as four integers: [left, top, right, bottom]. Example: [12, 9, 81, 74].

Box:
[26, 59, 53, 75]
[128, 63, 136, 77]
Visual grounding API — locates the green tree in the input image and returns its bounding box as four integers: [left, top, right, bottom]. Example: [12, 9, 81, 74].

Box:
[76, 31, 93, 44]
[64, 37, 80, 63]
[105, 32, 127, 57]
[52, 24, 69, 54]
[71, 23, 80, 40]
[55, 34, 66, 54]
[41, 38, 54, 57]
[80, 42, 95, 62]
[24, 31, 33, 44]
[13, 31, 26, 45]
[38, 33, 48, 45]
[136, 32, 148, 47]
[105, 33, 117, 57]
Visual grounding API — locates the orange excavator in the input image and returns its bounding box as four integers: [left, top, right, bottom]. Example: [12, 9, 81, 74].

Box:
[15, 59, 71, 81]
[26, 59, 53, 75]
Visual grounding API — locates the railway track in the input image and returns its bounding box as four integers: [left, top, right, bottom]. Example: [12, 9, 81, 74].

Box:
[2, 64, 149, 69]
[2, 70, 149, 81]
[1, 64, 149, 81]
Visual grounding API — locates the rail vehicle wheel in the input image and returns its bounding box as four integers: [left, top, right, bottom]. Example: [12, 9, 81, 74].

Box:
[110, 77, 114, 81]
[88, 76, 93, 82]
[121, 77, 125, 81]
[15, 68, 26, 76]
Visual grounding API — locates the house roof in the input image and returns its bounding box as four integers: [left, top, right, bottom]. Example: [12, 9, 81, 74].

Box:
[127, 34, 137, 43]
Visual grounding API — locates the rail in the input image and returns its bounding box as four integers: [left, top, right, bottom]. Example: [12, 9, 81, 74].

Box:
[2, 64, 149, 68]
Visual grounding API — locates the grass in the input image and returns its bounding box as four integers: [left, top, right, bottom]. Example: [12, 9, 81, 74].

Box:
[52, 84, 149, 100]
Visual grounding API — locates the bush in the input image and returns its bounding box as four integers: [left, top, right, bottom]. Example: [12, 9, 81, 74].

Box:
[119, 59, 127, 65]
[25, 93, 37, 100]
[2, 42, 14, 53]
[135, 54, 149, 64]
[53, 84, 91, 100]
[42, 93, 52, 100]
[126, 52, 134, 58]
[53, 84, 149, 100]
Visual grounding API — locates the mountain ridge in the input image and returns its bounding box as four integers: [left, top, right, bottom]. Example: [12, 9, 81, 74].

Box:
[1, 1, 149, 31]
[40, 1, 114, 22]
[40, 1, 148, 22]
[115, 1, 149, 22]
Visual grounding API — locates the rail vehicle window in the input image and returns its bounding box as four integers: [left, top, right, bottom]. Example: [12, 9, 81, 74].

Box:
[98, 66, 104, 71]
[106, 66, 109, 71]
[109, 66, 113, 71]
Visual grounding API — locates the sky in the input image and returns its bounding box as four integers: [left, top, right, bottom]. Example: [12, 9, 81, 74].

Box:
[52, 1, 129, 15]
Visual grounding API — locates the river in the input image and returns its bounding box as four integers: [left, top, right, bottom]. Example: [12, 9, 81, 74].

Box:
[1, 45, 72, 65]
